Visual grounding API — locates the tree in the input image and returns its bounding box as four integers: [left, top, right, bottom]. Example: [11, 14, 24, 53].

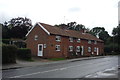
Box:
[55, 22, 86, 31]
[7, 17, 33, 39]
[89, 27, 110, 43]
[99, 31, 110, 42]
[89, 27, 105, 37]
[2, 22, 11, 39]
[112, 25, 120, 52]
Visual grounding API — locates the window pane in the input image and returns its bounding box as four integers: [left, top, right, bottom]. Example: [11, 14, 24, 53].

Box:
[39, 45, 42, 51]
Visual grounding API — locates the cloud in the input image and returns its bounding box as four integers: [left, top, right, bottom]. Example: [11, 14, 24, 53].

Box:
[68, 7, 81, 13]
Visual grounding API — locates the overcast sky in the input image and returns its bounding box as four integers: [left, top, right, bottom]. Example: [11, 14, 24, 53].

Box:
[0, 0, 119, 35]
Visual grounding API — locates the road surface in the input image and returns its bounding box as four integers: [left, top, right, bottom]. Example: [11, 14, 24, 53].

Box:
[2, 56, 118, 78]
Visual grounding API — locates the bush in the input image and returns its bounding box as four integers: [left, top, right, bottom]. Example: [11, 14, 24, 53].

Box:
[2, 44, 17, 64]
[2, 39, 26, 48]
[104, 43, 120, 55]
[2, 39, 10, 44]
[17, 48, 32, 60]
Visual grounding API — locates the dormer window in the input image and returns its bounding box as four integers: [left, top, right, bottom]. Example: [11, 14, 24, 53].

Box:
[34, 35, 38, 41]
[77, 38, 81, 43]
[88, 40, 91, 44]
[94, 41, 97, 44]
[56, 36, 61, 42]
[69, 37, 73, 42]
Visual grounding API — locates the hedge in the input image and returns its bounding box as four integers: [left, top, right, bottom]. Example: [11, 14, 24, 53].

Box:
[2, 44, 17, 64]
[2, 39, 10, 44]
[2, 39, 26, 48]
[17, 48, 32, 60]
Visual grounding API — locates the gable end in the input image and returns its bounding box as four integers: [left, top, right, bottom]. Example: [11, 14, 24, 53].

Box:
[26, 22, 50, 37]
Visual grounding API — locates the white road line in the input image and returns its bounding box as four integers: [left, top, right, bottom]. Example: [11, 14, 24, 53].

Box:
[10, 64, 83, 78]
[10, 69, 59, 78]
[10, 59, 116, 78]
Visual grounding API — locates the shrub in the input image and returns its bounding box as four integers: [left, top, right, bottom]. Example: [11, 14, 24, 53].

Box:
[17, 48, 32, 60]
[2, 39, 26, 48]
[2, 39, 10, 44]
[2, 44, 17, 64]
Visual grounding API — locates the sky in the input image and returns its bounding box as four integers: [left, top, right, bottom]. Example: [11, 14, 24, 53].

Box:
[0, 0, 119, 35]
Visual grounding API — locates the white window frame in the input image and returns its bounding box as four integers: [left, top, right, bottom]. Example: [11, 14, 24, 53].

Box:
[88, 40, 92, 44]
[88, 47, 91, 52]
[55, 45, 60, 51]
[56, 36, 61, 42]
[77, 38, 81, 43]
[94, 47, 97, 52]
[76, 46, 80, 52]
[69, 37, 73, 42]
[69, 46, 73, 52]
[94, 41, 97, 44]
[34, 35, 38, 41]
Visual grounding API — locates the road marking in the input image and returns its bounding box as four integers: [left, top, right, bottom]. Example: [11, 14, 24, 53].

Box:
[10, 64, 84, 78]
[9, 58, 117, 78]
[59, 68, 67, 70]
[84, 66, 118, 78]
[10, 69, 59, 78]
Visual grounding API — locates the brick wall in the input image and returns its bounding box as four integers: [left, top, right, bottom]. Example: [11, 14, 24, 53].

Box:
[26, 24, 104, 58]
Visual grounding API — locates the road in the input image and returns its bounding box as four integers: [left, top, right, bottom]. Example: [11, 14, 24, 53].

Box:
[2, 56, 118, 78]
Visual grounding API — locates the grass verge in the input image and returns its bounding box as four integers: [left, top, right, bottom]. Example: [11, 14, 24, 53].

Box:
[48, 58, 66, 61]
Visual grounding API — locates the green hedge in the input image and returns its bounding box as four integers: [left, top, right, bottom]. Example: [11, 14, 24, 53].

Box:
[2, 39, 10, 44]
[2, 39, 26, 48]
[2, 44, 17, 64]
[17, 48, 32, 60]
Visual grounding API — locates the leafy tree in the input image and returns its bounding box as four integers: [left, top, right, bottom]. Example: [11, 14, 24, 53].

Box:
[89, 27, 110, 43]
[89, 27, 105, 37]
[55, 22, 86, 31]
[2, 22, 11, 39]
[99, 31, 110, 42]
[112, 25, 120, 52]
[7, 17, 33, 39]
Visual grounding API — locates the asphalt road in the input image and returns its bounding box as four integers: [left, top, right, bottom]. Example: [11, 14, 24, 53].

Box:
[2, 56, 118, 78]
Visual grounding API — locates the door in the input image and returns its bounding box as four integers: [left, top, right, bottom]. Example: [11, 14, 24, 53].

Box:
[38, 44, 43, 56]
[97, 48, 99, 55]
[81, 46, 84, 55]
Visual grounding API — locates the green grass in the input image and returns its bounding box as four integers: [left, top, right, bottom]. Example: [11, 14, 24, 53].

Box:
[48, 58, 66, 61]
[26, 58, 34, 62]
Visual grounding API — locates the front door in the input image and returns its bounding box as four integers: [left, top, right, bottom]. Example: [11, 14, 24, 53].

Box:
[38, 44, 43, 56]
[97, 48, 99, 55]
[81, 46, 84, 55]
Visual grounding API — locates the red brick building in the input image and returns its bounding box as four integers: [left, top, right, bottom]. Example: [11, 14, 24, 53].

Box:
[26, 22, 104, 58]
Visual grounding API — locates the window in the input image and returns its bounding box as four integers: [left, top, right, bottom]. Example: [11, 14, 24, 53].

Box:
[69, 46, 73, 52]
[76, 46, 80, 52]
[55, 45, 60, 51]
[94, 47, 97, 52]
[56, 36, 61, 42]
[88, 40, 91, 44]
[88, 47, 91, 52]
[77, 38, 81, 43]
[94, 41, 97, 44]
[69, 37, 73, 42]
[34, 35, 38, 41]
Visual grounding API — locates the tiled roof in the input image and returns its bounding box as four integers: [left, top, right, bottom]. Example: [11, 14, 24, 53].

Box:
[39, 22, 103, 42]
